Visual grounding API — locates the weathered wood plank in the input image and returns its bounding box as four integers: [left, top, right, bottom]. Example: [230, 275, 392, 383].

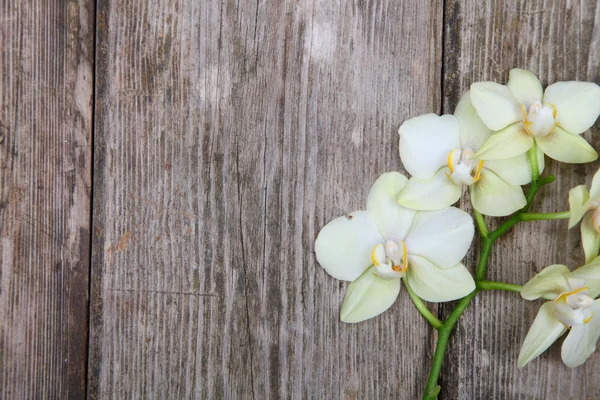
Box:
[0, 0, 94, 398]
[441, 0, 600, 398]
[89, 0, 442, 397]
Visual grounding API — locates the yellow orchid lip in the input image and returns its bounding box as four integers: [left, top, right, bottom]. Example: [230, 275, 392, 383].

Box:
[447, 149, 458, 173]
[548, 103, 557, 119]
[392, 240, 408, 273]
[554, 286, 590, 305]
[554, 286, 596, 327]
[521, 102, 559, 136]
[445, 149, 484, 184]
[473, 160, 484, 182]
[372, 241, 408, 274]
[371, 244, 382, 266]
[520, 104, 532, 133]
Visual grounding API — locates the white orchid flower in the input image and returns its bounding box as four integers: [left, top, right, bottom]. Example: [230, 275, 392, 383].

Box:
[315, 172, 476, 323]
[518, 259, 600, 368]
[397, 91, 543, 216]
[470, 68, 600, 163]
[569, 168, 600, 263]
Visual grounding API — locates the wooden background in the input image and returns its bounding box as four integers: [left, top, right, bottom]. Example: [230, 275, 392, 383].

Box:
[1, 0, 599, 398]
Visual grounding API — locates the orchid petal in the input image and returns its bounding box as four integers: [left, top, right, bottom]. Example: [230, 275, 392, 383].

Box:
[340, 266, 402, 323]
[569, 256, 600, 278]
[570, 254, 600, 296]
[578, 215, 600, 266]
[518, 302, 567, 368]
[543, 81, 600, 135]
[568, 185, 591, 228]
[404, 208, 474, 269]
[315, 211, 384, 281]
[507, 68, 544, 105]
[397, 168, 462, 211]
[454, 90, 493, 151]
[398, 114, 461, 179]
[535, 126, 598, 164]
[473, 122, 533, 160]
[561, 300, 600, 368]
[406, 256, 475, 302]
[521, 264, 572, 300]
[590, 168, 600, 199]
[483, 146, 544, 186]
[470, 82, 522, 131]
[470, 168, 527, 217]
[367, 172, 417, 241]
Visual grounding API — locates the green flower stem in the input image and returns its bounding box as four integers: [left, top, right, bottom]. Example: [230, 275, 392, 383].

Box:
[422, 290, 477, 400]
[403, 276, 443, 330]
[477, 280, 523, 293]
[474, 210, 489, 238]
[421, 166, 557, 400]
[422, 232, 502, 399]
[523, 157, 555, 210]
[520, 211, 570, 221]
[528, 142, 540, 182]
[423, 278, 523, 400]
[524, 174, 555, 207]
[475, 237, 494, 280]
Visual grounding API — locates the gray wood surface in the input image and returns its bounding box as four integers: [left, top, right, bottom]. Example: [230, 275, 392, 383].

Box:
[441, 1, 600, 399]
[1, 0, 600, 399]
[0, 0, 94, 398]
[89, 0, 442, 398]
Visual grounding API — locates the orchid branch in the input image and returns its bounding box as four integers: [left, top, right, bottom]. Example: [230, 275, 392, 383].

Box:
[413, 70, 600, 399]
[422, 289, 478, 400]
[474, 210, 489, 238]
[528, 141, 540, 182]
[520, 211, 570, 221]
[422, 168, 555, 400]
[478, 280, 523, 293]
[403, 277, 443, 330]
[316, 69, 600, 400]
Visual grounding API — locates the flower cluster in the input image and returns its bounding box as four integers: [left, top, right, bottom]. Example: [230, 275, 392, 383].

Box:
[315, 68, 600, 374]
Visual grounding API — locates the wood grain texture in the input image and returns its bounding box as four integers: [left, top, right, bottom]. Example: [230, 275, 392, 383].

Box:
[88, 0, 442, 398]
[0, 0, 94, 398]
[441, 0, 600, 399]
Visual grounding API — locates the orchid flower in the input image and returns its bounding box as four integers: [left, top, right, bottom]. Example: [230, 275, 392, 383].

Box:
[568, 168, 600, 263]
[469, 68, 600, 163]
[397, 92, 543, 216]
[518, 260, 600, 368]
[315, 172, 475, 323]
